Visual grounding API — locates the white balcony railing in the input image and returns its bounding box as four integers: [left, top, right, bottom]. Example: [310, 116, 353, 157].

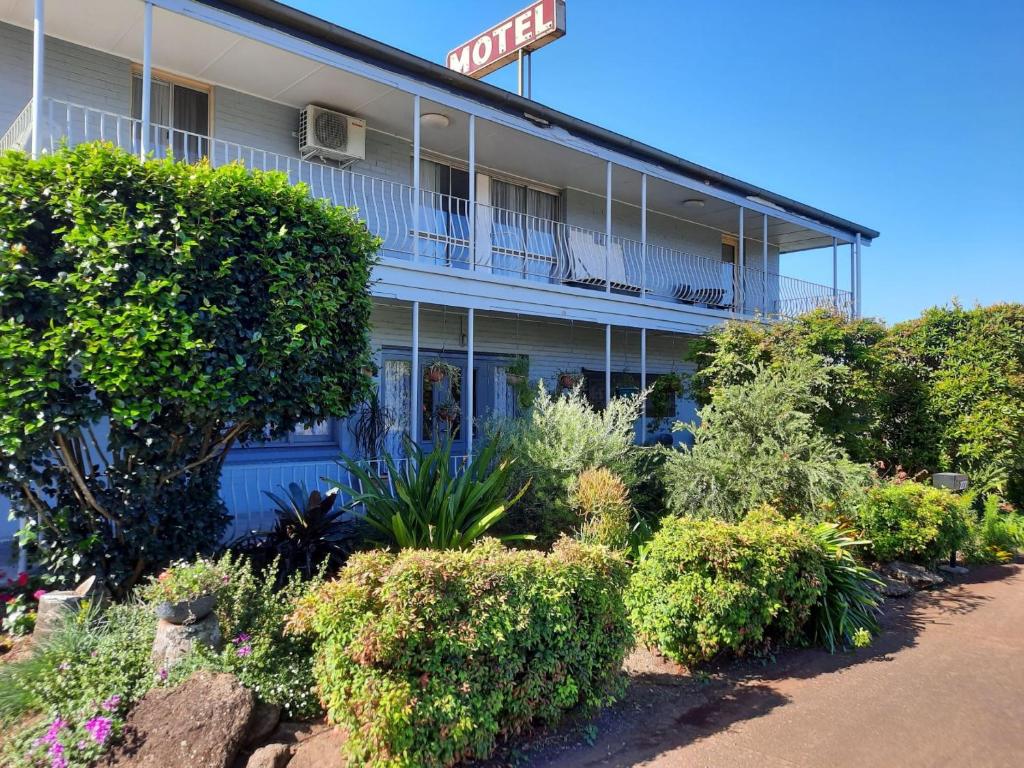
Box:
[14, 98, 853, 319]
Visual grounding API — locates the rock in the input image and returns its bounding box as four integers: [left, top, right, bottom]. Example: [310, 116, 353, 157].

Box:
[107, 671, 255, 768]
[34, 591, 86, 642]
[287, 726, 346, 768]
[151, 612, 223, 669]
[245, 744, 292, 768]
[883, 561, 944, 590]
[246, 703, 282, 747]
[938, 564, 970, 576]
[74, 574, 113, 608]
[268, 722, 330, 746]
[873, 575, 913, 598]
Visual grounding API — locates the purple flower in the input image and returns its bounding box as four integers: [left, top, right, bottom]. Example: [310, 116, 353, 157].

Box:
[84, 716, 112, 744]
[232, 633, 251, 645]
[101, 694, 122, 712]
[236, 644, 253, 658]
[58, 662, 71, 672]
[156, 667, 168, 682]
[43, 718, 67, 743]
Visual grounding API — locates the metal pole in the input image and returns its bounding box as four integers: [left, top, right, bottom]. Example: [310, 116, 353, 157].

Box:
[140, 0, 152, 159]
[641, 173, 648, 301]
[832, 237, 839, 308]
[605, 161, 612, 293]
[466, 308, 474, 461]
[30, 0, 44, 160]
[468, 114, 476, 270]
[850, 242, 856, 318]
[640, 327, 647, 443]
[412, 94, 420, 262]
[527, 51, 533, 99]
[517, 49, 524, 96]
[762, 213, 768, 315]
[737, 207, 745, 313]
[855, 232, 863, 318]
[411, 301, 420, 446]
[605, 324, 612, 408]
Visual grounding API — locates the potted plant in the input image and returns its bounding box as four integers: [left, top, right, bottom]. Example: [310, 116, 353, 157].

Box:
[142, 558, 228, 625]
[556, 369, 579, 389]
[648, 372, 683, 417]
[426, 358, 461, 387]
[505, 355, 528, 386]
[435, 399, 461, 424]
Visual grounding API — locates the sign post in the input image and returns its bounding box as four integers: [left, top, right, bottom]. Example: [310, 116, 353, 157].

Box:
[446, 0, 566, 95]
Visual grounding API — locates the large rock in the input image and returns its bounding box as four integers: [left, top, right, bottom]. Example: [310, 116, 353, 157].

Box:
[150, 612, 223, 669]
[34, 591, 86, 643]
[873, 575, 913, 598]
[106, 671, 255, 768]
[244, 744, 291, 768]
[287, 727, 347, 768]
[883, 561, 944, 590]
[245, 703, 282, 747]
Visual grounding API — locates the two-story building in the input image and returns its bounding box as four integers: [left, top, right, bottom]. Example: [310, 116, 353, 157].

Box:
[0, 0, 878, 553]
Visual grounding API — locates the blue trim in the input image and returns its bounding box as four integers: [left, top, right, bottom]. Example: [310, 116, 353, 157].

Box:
[225, 442, 343, 465]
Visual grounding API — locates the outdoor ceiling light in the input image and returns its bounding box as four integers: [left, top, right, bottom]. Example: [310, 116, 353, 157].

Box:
[420, 112, 451, 128]
[682, 198, 706, 209]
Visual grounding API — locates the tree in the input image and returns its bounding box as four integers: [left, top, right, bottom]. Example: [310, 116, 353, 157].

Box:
[0, 143, 378, 595]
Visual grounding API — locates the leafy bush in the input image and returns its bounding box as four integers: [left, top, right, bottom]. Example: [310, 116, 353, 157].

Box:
[338, 437, 530, 550]
[490, 383, 643, 547]
[290, 538, 632, 767]
[664, 360, 871, 522]
[571, 468, 632, 550]
[0, 142, 378, 596]
[140, 558, 229, 604]
[856, 480, 971, 565]
[806, 523, 882, 652]
[626, 510, 825, 665]
[963, 496, 1024, 564]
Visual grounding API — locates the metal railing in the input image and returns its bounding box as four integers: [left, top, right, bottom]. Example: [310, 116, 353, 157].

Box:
[0, 99, 33, 154]
[17, 97, 852, 319]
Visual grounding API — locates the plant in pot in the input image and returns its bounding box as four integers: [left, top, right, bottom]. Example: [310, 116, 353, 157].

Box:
[426, 358, 461, 387]
[506, 355, 535, 410]
[142, 558, 229, 625]
[648, 372, 683, 416]
[556, 369, 579, 389]
[435, 399, 461, 426]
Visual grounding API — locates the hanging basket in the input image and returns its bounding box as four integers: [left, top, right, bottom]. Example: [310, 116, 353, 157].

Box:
[505, 373, 525, 386]
[427, 365, 446, 383]
[558, 373, 577, 389]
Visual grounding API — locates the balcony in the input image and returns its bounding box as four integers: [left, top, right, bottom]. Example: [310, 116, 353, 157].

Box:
[3, 98, 852, 320]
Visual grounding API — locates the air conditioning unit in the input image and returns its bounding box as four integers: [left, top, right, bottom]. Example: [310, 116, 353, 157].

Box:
[298, 105, 366, 163]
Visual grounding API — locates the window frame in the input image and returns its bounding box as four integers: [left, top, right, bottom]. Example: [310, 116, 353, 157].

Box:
[130, 65, 214, 137]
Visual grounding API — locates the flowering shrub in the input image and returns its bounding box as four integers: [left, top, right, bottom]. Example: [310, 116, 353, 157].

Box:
[1, 570, 51, 636]
[626, 510, 826, 665]
[141, 558, 229, 604]
[291, 538, 632, 767]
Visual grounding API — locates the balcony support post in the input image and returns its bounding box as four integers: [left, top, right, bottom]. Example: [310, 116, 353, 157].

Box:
[468, 114, 476, 270]
[832, 237, 839, 309]
[30, 0, 44, 159]
[640, 173, 647, 301]
[855, 232, 863, 318]
[850, 241, 857, 318]
[466, 308, 474, 460]
[605, 161, 612, 293]
[412, 94, 421, 262]
[737, 207, 745, 313]
[411, 300, 420, 446]
[762, 213, 768, 315]
[640, 327, 647, 442]
[605, 324, 612, 407]
[140, 0, 153, 159]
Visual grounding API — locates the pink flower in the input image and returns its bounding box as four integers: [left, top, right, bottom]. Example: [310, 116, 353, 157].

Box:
[43, 718, 67, 743]
[33, 589, 47, 600]
[236, 644, 253, 658]
[232, 633, 251, 645]
[59, 662, 71, 672]
[101, 694, 122, 712]
[84, 716, 112, 744]
[156, 668, 168, 682]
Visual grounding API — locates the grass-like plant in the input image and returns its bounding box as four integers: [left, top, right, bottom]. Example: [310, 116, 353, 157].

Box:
[335, 437, 531, 550]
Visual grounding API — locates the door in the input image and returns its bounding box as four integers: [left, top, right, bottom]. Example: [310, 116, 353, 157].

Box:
[721, 235, 739, 310]
[131, 72, 210, 161]
[419, 160, 470, 268]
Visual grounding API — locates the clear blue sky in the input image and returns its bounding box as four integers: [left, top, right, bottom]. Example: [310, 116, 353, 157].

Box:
[289, 0, 1023, 324]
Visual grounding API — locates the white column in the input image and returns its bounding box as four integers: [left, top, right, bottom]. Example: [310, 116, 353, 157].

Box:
[832, 237, 839, 308]
[410, 301, 420, 446]
[605, 324, 612, 406]
[850, 242, 857, 318]
[140, 0, 153, 159]
[605, 161, 613, 293]
[412, 94, 421, 262]
[466, 308, 474, 461]
[468, 114, 476, 270]
[30, 0, 44, 160]
[737, 207, 745, 313]
[640, 173, 648, 300]
[761, 213, 768, 314]
[855, 232, 863, 318]
[640, 327, 647, 442]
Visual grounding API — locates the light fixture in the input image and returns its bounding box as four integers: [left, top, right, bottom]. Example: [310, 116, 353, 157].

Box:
[420, 112, 450, 128]
[682, 198, 706, 209]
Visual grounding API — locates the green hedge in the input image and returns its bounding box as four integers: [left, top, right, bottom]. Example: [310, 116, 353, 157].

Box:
[291, 538, 632, 767]
[626, 511, 825, 665]
[856, 481, 971, 564]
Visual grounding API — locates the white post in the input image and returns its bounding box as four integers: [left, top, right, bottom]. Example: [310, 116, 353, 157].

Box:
[466, 308, 474, 461]
[640, 173, 648, 300]
[761, 213, 768, 314]
[850, 242, 857, 318]
[140, 0, 153, 159]
[605, 161, 613, 293]
[411, 301, 420, 446]
[605, 324, 612, 407]
[855, 232, 863, 318]
[412, 94, 421, 262]
[737, 207, 745, 313]
[30, 0, 44, 160]
[832, 237, 839, 308]
[640, 327, 647, 442]
[468, 114, 476, 270]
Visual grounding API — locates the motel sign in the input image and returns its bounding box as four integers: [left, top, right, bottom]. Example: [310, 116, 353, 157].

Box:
[446, 0, 567, 79]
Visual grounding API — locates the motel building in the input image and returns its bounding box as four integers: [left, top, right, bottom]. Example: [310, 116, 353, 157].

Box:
[0, 0, 878, 546]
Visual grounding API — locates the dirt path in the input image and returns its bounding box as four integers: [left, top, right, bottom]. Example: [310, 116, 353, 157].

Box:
[515, 562, 1024, 768]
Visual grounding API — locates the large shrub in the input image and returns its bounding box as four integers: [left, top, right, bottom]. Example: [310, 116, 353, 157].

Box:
[290, 538, 632, 767]
[626, 511, 824, 665]
[0, 143, 378, 595]
[856, 480, 971, 565]
[570, 467, 632, 551]
[664, 359, 871, 521]
[490, 383, 642, 547]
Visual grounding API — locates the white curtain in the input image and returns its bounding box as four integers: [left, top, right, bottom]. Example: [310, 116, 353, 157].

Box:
[493, 366, 515, 420]
[383, 359, 411, 457]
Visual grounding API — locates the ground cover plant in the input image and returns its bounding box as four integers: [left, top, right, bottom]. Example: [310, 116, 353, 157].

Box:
[0, 142, 378, 596]
[290, 538, 633, 767]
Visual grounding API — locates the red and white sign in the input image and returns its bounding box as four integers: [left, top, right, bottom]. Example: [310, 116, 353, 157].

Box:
[446, 0, 566, 79]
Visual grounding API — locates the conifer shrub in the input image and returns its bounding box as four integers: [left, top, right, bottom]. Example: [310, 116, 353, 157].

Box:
[571, 468, 632, 551]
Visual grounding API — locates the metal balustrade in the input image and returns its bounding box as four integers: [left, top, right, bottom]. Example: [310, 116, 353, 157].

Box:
[12, 97, 852, 319]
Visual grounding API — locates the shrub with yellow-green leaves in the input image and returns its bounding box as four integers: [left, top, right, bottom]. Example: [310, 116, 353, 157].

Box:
[290, 538, 632, 767]
[571, 467, 632, 550]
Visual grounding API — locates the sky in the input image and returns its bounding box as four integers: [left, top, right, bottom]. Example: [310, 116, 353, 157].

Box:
[288, 0, 1024, 324]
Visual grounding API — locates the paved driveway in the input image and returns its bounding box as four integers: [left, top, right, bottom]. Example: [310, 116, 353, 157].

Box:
[522, 562, 1024, 768]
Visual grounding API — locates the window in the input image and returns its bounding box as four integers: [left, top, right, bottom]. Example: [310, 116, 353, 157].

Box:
[131, 71, 211, 160]
[419, 159, 470, 268]
[490, 178, 561, 282]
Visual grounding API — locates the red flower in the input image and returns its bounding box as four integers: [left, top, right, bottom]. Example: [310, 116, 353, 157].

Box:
[0, 593, 13, 605]
[16, 572, 28, 587]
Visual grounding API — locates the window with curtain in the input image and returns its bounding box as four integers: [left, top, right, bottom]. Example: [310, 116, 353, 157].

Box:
[418, 159, 470, 268]
[131, 73, 210, 161]
[490, 179, 560, 282]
